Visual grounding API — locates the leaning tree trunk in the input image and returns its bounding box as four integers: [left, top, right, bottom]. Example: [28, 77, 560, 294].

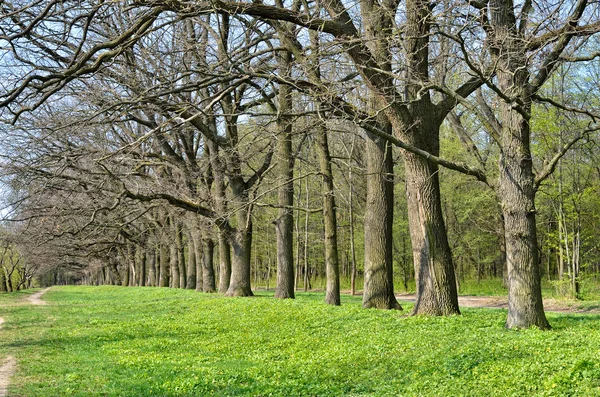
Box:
[405, 148, 460, 315]
[274, 54, 295, 300]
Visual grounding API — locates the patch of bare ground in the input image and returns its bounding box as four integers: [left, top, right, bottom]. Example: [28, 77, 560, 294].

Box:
[0, 356, 16, 397]
[26, 287, 50, 306]
[0, 288, 50, 396]
[396, 294, 600, 314]
[0, 316, 16, 397]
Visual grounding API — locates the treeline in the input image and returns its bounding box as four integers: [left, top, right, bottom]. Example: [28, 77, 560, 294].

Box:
[1, 0, 599, 329]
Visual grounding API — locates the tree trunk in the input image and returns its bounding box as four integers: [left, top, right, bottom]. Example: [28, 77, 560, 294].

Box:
[135, 244, 146, 286]
[274, 53, 295, 300]
[147, 248, 156, 287]
[315, 112, 341, 305]
[158, 243, 169, 287]
[121, 252, 130, 287]
[499, 142, 549, 329]
[0, 268, 7, 292]
[170, 240, 179, 289]
[362, 134, 401, 309]
[226, 195, 254, 296]
[203, 237, 216, 293]
[348, 135, 358, 296]
[490, 0, 550, 329]
[303, 175, 310, 292]
[217, 230, 231, 293]
[405, 148, 460, 315]
[185, 228, 197, 290]
[174, 222, 186, 289]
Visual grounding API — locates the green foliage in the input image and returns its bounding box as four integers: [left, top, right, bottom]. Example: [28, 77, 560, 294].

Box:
[2, 287, 600, 396]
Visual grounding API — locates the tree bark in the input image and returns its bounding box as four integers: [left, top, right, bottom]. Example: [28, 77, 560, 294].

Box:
[274, 51, 295, 300]
[405, 149, 459, 315]
[362, 134, 401, 309]
[203, 237, 216, 293]
[225, 187, 254, 296]
[169, 236, 179, 289]
[147, 248, 156, 287]
[175, 221, 186, 289]
[315, 116, 341, 306]
[185, 228, 197, 290]
[358, 0, 401, 310]
[158, 243, 169, 287]
[217, 230, 231, 293]
[490, 0, 550, 329]
[0, 268, 7, 292]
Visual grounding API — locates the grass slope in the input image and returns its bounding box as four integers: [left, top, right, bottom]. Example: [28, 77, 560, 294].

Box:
[1, 286, 600, 396]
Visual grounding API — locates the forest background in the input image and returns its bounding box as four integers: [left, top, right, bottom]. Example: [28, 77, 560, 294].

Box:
[0, 0, 599, 331]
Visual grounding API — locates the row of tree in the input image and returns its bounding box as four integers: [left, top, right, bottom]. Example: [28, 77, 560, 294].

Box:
[1, 0, 599, 329]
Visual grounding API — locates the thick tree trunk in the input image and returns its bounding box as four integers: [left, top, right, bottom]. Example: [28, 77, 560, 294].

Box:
[121, 254, 130, 287]
[348, 136, 358, 296]
[358, 0, 400, 310]
[362, 134, 401, 309]
[158, 244, 169, 287]
[405, 150, 460, 315]
[203, 237, 216, 293]
[315, 114, 340, 305]
[226, 199, 254, 296]
[489, 0, 550, 329]
[170, 240, 179, 289]
[497, 103, 550, 329]
[194, 235, 203, 292]
[0, 268, 7, 292]
[135, 244, 146, 286]
[185, 228, 197, 290]
[217, 230, 231, 293]
[499, 144, 550, 329]
[226, 231, 253, 296]
[175, 222, 186, 289]
[147, 248, 156, 287]
[274, 58, 295, 300]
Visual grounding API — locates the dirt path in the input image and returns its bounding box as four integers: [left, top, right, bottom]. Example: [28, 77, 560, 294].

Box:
[397, 294, 600, 314]
[26, 288, 50, 306]
[0, 315, 15, 397]
[0, 288, 50, 396]
[0, 357, 16, 397]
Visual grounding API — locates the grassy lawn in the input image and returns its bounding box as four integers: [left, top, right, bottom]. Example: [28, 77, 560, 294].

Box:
[1, 286, 600, 396]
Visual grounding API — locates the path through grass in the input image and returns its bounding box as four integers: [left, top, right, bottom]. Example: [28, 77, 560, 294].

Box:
[1, 286, 599, 396]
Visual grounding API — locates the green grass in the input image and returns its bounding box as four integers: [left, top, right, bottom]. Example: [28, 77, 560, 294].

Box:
[1, 286, 600, 396]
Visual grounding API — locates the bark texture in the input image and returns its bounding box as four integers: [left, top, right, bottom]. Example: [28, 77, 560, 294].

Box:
[203, 237, 216, 293]
[315, 116, 341, 306]
[362, 135, 401, 309]
[489, 0, 550, 329]
[359, 0, 400, 310]
[274, 53, 295, 300]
